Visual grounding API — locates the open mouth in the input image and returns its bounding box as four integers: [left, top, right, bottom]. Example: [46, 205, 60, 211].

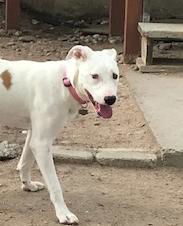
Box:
[85, 91, 112, 119]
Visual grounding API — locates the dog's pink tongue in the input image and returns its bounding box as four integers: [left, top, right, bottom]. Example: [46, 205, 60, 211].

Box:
[98, 104, 112, 119]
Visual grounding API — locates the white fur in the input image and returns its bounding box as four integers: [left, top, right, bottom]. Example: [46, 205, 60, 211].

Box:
[0, 46, 119, 224]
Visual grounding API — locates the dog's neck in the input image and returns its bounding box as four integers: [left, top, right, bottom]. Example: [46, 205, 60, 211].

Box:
[63, 77, 88, 106]
[63, 63, 89, 107]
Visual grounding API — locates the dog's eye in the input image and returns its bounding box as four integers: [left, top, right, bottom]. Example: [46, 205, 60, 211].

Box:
[113, 73, 118, 80]
[92, 74, 99, 79]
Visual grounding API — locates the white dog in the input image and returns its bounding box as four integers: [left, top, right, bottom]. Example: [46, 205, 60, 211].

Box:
[0, 45, 119, 224]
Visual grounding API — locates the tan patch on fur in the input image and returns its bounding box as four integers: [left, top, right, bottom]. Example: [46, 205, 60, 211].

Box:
[0, 70, 12, 90]
[73, 49, 87, 61]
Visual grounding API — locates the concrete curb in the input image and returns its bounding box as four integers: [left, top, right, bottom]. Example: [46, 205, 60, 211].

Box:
[53, 146, 95, 164]
[53, 146, 160, 168]
[96, 148, 158, 168]
[161, 149, 183, 168]
[53, 146, 183, 168]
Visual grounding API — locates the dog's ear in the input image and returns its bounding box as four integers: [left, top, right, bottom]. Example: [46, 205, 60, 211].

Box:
[66, 45, 93, 61]
[102, 49, 117, 61]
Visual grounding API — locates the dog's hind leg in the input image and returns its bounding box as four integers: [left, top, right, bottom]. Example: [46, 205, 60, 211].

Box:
[17, 130, 45, 192]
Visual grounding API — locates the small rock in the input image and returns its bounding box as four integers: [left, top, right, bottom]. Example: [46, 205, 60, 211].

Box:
[74, 20, 87, 28]
[0, 45, 6, 49]
[0, 29, 6, 36]
[108, 36, 121, 44]
[7, 41, 16, 46]
[94, 122, 100, 126]
[102, 36, 108, 41]
[92, 39, 98, 44]
[80, 36, 85, 41]
[65, 20, 74, 25]
[0, 141, 21, 161]
[35, 34, 41, 39]
[55, 52, 60, 58]
[97, 177, 102, 182]
[84, 38, 90, 43]
[131, 64, 139, 71]
[98, 36, 104, 42]
[49, 26, 54, 31]
[46, 52, 51, 57]
[22, 29, 32, 35]
[108, 38, 116, 44]
[74, 29, 80, 35]
[100, 20, 109, 25]
[7, 29, 17, 36]
[73, 40, 80, 45]
[93, 34, 100, 40]
[90, 172, 95, 177]
[79, 108, 88, 115]
[18, 36, 36, 43]
[16, 48, 21, 52]
[32, 19, 40, 25]
[14, 30, 22, 37]
[97, 202, 104, 207]
[70, 36, 77, 42]
[139, 123, 145, 127]
[12, 45, 17, 50]
[60, 37, 68, 42]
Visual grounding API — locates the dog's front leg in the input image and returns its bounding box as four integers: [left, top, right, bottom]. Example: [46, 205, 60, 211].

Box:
[30, 138, 79, 224]
[30, 113, 78, 224]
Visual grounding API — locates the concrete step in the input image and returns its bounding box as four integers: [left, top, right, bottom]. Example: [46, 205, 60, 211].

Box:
[138, 22, 183, 40]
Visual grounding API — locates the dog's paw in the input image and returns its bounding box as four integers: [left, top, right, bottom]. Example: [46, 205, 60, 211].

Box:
[56, 210, 79, 225]
[22, 181, 45, 192]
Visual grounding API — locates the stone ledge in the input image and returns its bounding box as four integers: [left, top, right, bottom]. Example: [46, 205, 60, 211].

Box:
[96, 148, 157, 168]
[52, 146, 94, 164]
[161, 149, 183, 168]
[52, 146, 183, 168]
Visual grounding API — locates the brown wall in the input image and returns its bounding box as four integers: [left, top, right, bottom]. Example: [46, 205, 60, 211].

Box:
[21, 0, 183, 20]
[22, 0, 109, 19]
[151, 0, 183, 20]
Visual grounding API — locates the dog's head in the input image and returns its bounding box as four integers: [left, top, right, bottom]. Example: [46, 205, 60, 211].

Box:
[66, 45, 119, 119]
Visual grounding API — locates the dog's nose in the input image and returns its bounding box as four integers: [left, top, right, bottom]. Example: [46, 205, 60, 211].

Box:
[104, 96, 116, 105]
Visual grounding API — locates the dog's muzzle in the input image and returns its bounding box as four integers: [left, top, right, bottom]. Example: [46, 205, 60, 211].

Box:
[104, 96, 116, 106]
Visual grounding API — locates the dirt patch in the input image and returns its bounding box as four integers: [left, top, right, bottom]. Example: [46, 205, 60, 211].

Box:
[0, 160, 183, 226]
[0, 5, 158, 150]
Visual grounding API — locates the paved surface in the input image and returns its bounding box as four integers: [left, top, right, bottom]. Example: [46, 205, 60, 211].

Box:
[124, 65, 183, 150]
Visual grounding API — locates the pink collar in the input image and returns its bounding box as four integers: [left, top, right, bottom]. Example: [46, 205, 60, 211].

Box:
[63, 77, 88, 105]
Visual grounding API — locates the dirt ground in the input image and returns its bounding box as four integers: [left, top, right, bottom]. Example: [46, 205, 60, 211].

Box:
[0, 5, 158, 150]
[0, 159, 183, 226]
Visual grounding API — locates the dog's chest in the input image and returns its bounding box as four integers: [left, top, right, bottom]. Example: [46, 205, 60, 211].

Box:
[66, 103, 79, 120]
